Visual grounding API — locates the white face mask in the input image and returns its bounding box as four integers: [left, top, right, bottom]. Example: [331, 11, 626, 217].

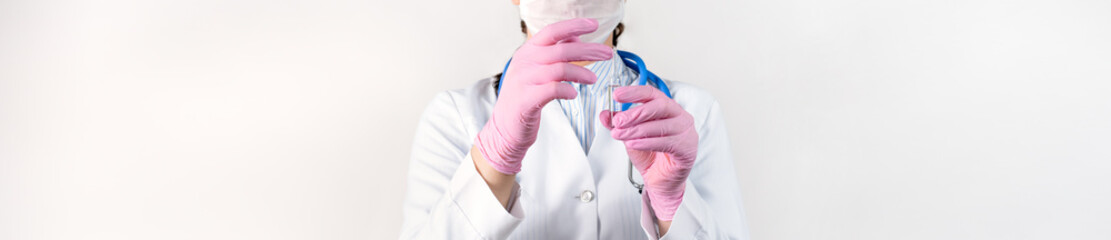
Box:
[519, 0, 625, 44]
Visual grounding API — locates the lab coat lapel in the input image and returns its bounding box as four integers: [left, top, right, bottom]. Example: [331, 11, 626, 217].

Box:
[586, 106, 649, 239]
[515, 101, 599, 238]
[585, 111, 627, 181]
[519, 101, 589, 179]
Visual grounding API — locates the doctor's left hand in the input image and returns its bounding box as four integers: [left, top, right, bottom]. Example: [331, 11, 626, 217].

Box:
[600, 86, 698, 223]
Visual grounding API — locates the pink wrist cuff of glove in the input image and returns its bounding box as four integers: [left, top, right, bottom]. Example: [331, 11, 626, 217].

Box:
[475, 117, 524, 175]
[647, 184, 685, 221]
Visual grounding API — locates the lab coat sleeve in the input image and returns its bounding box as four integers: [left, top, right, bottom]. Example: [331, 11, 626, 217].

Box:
[639, 100, 751, 240]
[400, 92, 525, 240]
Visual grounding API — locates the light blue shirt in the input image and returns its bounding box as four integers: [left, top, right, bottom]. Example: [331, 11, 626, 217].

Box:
[557, 50, 636, 154]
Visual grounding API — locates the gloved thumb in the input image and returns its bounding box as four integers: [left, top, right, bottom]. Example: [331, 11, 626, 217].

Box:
[599, 110, 615, 130]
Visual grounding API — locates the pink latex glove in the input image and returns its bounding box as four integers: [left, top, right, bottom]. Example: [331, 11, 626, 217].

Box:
[475, 18, 614, 175]
[600, 86, 699, 221]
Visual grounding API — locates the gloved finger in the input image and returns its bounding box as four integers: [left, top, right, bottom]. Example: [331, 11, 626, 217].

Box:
[529, 18, 598, 46]
[610, 116, 695, 140]
[612, 98, 683, 128]
[599, 110, 615, 130]
[625, 135, 696, 157]
[518, 81, 576, 110]
[529, 63, 597, 85]
[560, 35, 582, 44]
[614, 85, 668, 104]
[534, 42, 613, 63]
[545, 82, 579, 101]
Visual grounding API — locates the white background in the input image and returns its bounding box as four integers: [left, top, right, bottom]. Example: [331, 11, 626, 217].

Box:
[2, 0, 1110, 239]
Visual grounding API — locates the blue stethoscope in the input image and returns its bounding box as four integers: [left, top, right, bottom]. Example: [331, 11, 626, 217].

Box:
[496, 50, 670, 193]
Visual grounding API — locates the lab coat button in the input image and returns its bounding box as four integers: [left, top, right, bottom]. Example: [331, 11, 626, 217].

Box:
[579, 190, 594, 203]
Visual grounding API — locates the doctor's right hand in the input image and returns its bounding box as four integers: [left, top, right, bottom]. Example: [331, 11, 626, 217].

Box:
[474, 18, 613, 177]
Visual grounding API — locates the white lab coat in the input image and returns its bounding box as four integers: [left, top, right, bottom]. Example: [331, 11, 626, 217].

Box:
[401, 76, 749, 239]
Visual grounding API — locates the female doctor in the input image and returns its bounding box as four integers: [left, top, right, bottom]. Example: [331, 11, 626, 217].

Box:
[402, 0, 748, 239]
